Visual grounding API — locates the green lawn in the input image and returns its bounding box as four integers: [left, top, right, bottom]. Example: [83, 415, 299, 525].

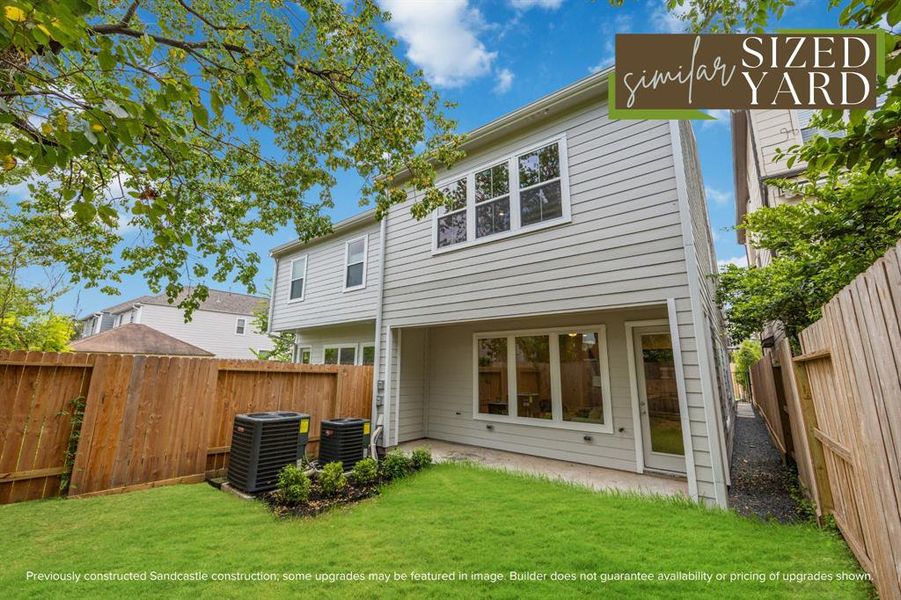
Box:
[0, 463, 871, 599]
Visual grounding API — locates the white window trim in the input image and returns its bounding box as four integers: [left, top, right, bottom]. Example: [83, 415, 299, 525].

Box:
[235, 317, 247, 336]
[471, 324, 613, 434]
[361, 343, 376, 365]
[342, 235, 368, 292]
[295, 345, 312, 364]
[432, 134, 572, 255]
[323, 343, 359, 365]
[287, 255, 308, 303]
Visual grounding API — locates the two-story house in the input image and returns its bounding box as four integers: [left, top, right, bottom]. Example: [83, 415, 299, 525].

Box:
[731, 108, 838, 269]
[78, 288, 273, 359]
[730, 108, 838, 350]
[269, 71, 736, 507]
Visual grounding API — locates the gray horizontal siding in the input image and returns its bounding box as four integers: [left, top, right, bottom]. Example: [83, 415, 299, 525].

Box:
[270, 220, 380, 332]
[293, 321, 375, 364]
[380, 101, 684, 327]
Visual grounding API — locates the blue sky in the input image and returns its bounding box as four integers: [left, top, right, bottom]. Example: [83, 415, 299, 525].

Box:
[26, 0, 842, 315]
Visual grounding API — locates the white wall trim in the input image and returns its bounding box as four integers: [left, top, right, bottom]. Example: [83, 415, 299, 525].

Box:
[669, 119, 728, 507]
[372, 217, 387, 432]
[394, 328, 402, 446]
[624, 318, 669, 474]
[668, 297, 698, 500]
[384, 324, 394, 447]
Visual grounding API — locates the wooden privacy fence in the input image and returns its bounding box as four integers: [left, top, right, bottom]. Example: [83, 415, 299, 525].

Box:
[748, 241, 901, 600]
[0, 350, 372, 505]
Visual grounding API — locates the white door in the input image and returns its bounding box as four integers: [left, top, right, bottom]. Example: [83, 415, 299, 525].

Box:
[633, 327, 685, 473]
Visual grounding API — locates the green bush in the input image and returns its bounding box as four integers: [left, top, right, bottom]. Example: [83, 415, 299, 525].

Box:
[378, 449, 412, 480]
[350, 457, 378, 485]
[319, 461, 348, 497]
[277, 464, 311, 504]
[410, 447, 433, 470]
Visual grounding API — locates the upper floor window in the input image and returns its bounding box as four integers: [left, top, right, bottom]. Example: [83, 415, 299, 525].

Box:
[289, 256, 307, 301]
[475, 162, 510, 238]
[432, 137, 570, 253]
[344, 236, 367, 291]
[235, 318, 246, 335]
[436, 178, 467, 248]
[518, 142, 562, 226]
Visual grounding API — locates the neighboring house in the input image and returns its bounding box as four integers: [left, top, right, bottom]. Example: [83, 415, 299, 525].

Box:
[71, 323, 214, 356]
[78, 288, 272, 359]
[731, 108, 831, 271]
[269, 71, 736, 506]
[730, 108, 840, 349]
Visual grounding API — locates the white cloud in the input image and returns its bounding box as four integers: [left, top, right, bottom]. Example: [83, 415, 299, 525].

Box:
[494, 68, 515, 94]
[589, 14, 631, 73]
[650, 0, 689, 33]
[509, 0, 564, 9]
[381, 0, 496, 88]
[705, 186, 731, 205]
[718, 255, 748, 270]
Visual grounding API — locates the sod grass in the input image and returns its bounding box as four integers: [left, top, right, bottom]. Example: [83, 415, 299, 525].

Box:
[0, 463, 872, 599]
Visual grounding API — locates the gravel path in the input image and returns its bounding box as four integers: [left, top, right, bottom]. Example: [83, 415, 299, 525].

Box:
[728, 402, 806, 522]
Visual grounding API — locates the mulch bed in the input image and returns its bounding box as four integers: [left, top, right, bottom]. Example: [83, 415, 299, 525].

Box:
[263, 481, 380, 518]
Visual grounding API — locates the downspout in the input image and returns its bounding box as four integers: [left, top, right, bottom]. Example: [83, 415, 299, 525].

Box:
[266, 255, 278, 336]
[370, 208, 388, 444]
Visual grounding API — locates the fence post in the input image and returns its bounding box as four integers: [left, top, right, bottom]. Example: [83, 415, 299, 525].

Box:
[790, 357, 834, 523]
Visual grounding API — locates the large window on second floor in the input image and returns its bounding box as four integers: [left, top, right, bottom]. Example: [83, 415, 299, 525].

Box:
[433, 137, 570, 253]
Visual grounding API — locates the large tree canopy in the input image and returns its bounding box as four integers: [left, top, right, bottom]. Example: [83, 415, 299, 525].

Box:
[0, 0, 461, 313]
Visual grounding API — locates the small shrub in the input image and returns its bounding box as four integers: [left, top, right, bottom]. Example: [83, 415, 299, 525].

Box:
[410, 447, 433, 470]
[350, 457, 378, 485]
[277, 464, 311, 504]
[378, 449, 412, 480]
[319, 461, 348, 497]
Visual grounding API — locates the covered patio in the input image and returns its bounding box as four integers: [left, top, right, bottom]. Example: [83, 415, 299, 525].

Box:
[397, 439, 688, 497]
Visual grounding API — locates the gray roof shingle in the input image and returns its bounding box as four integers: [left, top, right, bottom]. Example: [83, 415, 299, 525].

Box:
[97, 287, 267, 316]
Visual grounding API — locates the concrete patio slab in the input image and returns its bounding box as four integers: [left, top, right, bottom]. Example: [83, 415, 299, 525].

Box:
[397, 439, 688, 498]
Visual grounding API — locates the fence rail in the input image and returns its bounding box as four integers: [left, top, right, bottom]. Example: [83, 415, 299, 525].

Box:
[748, 241, 901, 600]
[0, 351, 372, 504]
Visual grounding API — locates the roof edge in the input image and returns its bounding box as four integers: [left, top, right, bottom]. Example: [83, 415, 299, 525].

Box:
[269, 68, 613, 259]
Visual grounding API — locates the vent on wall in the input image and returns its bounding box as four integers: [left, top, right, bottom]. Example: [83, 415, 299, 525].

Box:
[227, 412, 310, 493]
